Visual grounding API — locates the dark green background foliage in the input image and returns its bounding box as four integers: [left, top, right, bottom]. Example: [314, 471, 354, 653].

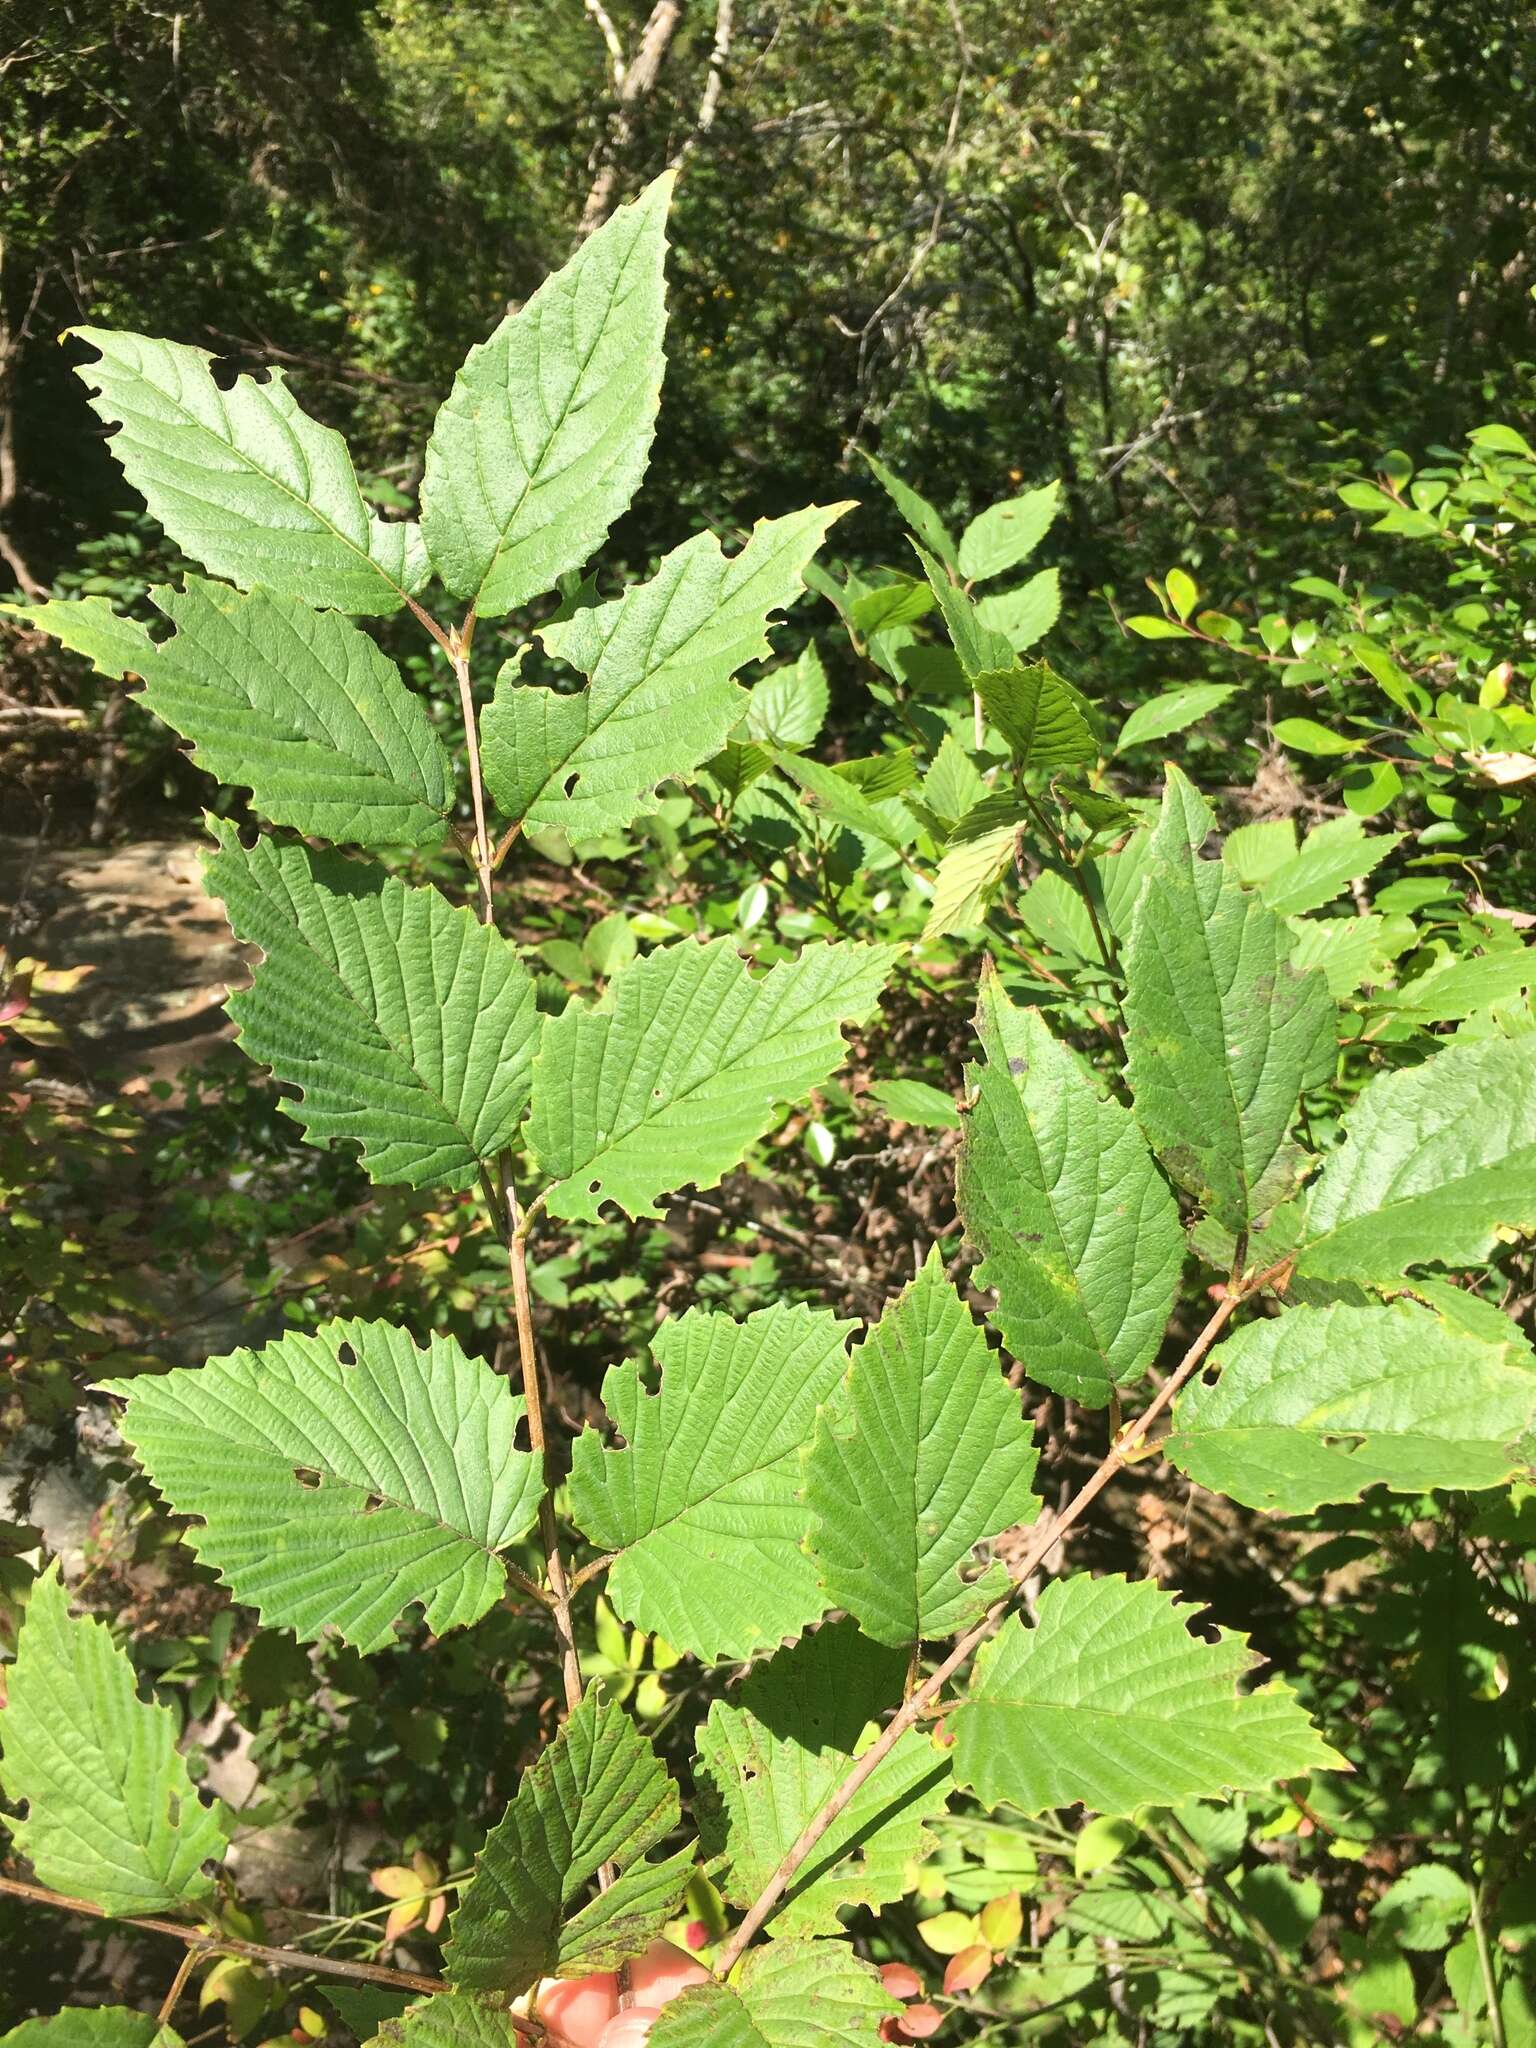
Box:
[2, 6, 1536, 2048]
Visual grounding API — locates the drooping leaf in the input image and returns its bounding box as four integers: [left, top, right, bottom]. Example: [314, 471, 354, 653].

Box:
[206, 826, 538, 1190]
[975, 567, 1061, 652]
[420, 174, 671, 614]
[1115, 684, 1238, 753]
[951, 1574, 1344, 1816]
[957, 483, 1061, 584]
[527, 934, 898, 1222]
[0, 1566, 229, 1913]
[0, 2015, 183, 2048]
[957, 973, 1184, 1402]
[974, 664, 1097, 770]
[1228, 816, 1403, 919]
[483, 508, 846, 838]
[1295, 1035, 1536, 1284]
[568, 1303, 856, 1662]
[100, 1319, 541, 1652]
[648, 1940, 898, 2048]
[805, 1254, 1038, 1644]
[747, 641, 830, 751]
[1124, 768, 1337, 1231]
[779, 753, 915, 859]
[70, 329, 425, 614]
[848, 576, 936, 637]
[445, 1687, 692, 1994]
[696, 1621, 950, 1935]
[82, 579, 449, 846]
[1164, 1300, 1536, 1512]
[861, 451, 958, 567]
[369, 1998, 523, 2048]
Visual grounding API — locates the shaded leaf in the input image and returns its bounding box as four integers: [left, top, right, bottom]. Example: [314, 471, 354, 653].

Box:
[697, 1621, 950, 1935]
[446, 1687, 691, 1994]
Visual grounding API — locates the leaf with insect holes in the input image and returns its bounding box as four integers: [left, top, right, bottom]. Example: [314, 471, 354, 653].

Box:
[1165, 1300, 1536, 1512]
[100, 1319, 541, 1652]
[1294, 1034, 1536, 1285]
[569, 1303, 857, 1662]
[957, 972, 1184, 1402]
[0, 2016, 185, 2048]
[1124, 767, 1336, 1231]
[205, 825, 538, 1190]
[446, 1687, 692, 1994]
[957, 483, 1061, 583]
[951, 1574, 1344, 1816]
[70, 329, 426, 613]
[482, 507, 846, 839]
[17, 580, 452, 847]
[805, 1254, 1039, 1645]
[528, 934, 898, 1222]
[696, 1621, 950, 1935]
[420, 174, 671, 614]
[0, 1566, 230, 1913]
[649, 1940, 898, 2048]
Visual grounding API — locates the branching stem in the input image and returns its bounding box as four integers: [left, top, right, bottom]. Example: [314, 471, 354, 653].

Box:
[714, 1259, 1285, 1971]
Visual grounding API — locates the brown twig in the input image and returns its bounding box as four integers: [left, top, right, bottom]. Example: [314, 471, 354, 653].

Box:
[713, 1262, 1287, 1971]
[0, 1874, 543, 2023]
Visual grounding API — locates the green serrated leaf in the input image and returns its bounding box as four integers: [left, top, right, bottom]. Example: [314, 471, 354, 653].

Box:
[911, 544, 1014, 678]
[528, 934, 897, 1221]
[649, 1940, 897, 2048]
[951, 1574, 1344, 1815]
[918, 734, 987, 829]
[1166, 1300, 1536, 1511]
[974, 663, 1097, 770]
[370, 1997, 523, 2048]
[779, 753, 914, 858]
[975, 567, 1061, 652]
[70, 329, 425, 614]
[747, 641, 830, 752]
[921, 815, 1018, 940]
[0, 2015, 183, 2048]
[5, 584, 453, 846]
[958, 973, 1184, 1402]
[0, 595, 156, 679]
[1124, 769, 1337, 1231]
[0, 1566, 229, 1913]
[958, 483, 1061, 584]
[1239, 817, 1403, 920]
[206, 826, 538, 1190]
[100, 1319, 541, 1652]
[420, 173, 671, 614]
[1295, 1035, 1536, 1284]
[445, 1686, 692, 1994]
[696, 1621, 949, 1934]
[805, 1252, 1038, 1644]
[569, 1303, 856, 1662]
[484, 508, 845, 839]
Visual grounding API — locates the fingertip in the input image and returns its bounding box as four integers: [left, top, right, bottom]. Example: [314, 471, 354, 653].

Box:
[538, 1971, 621, 2046]
[596, 2013, 656, 2048]
[629, 1937, 713, 2009]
